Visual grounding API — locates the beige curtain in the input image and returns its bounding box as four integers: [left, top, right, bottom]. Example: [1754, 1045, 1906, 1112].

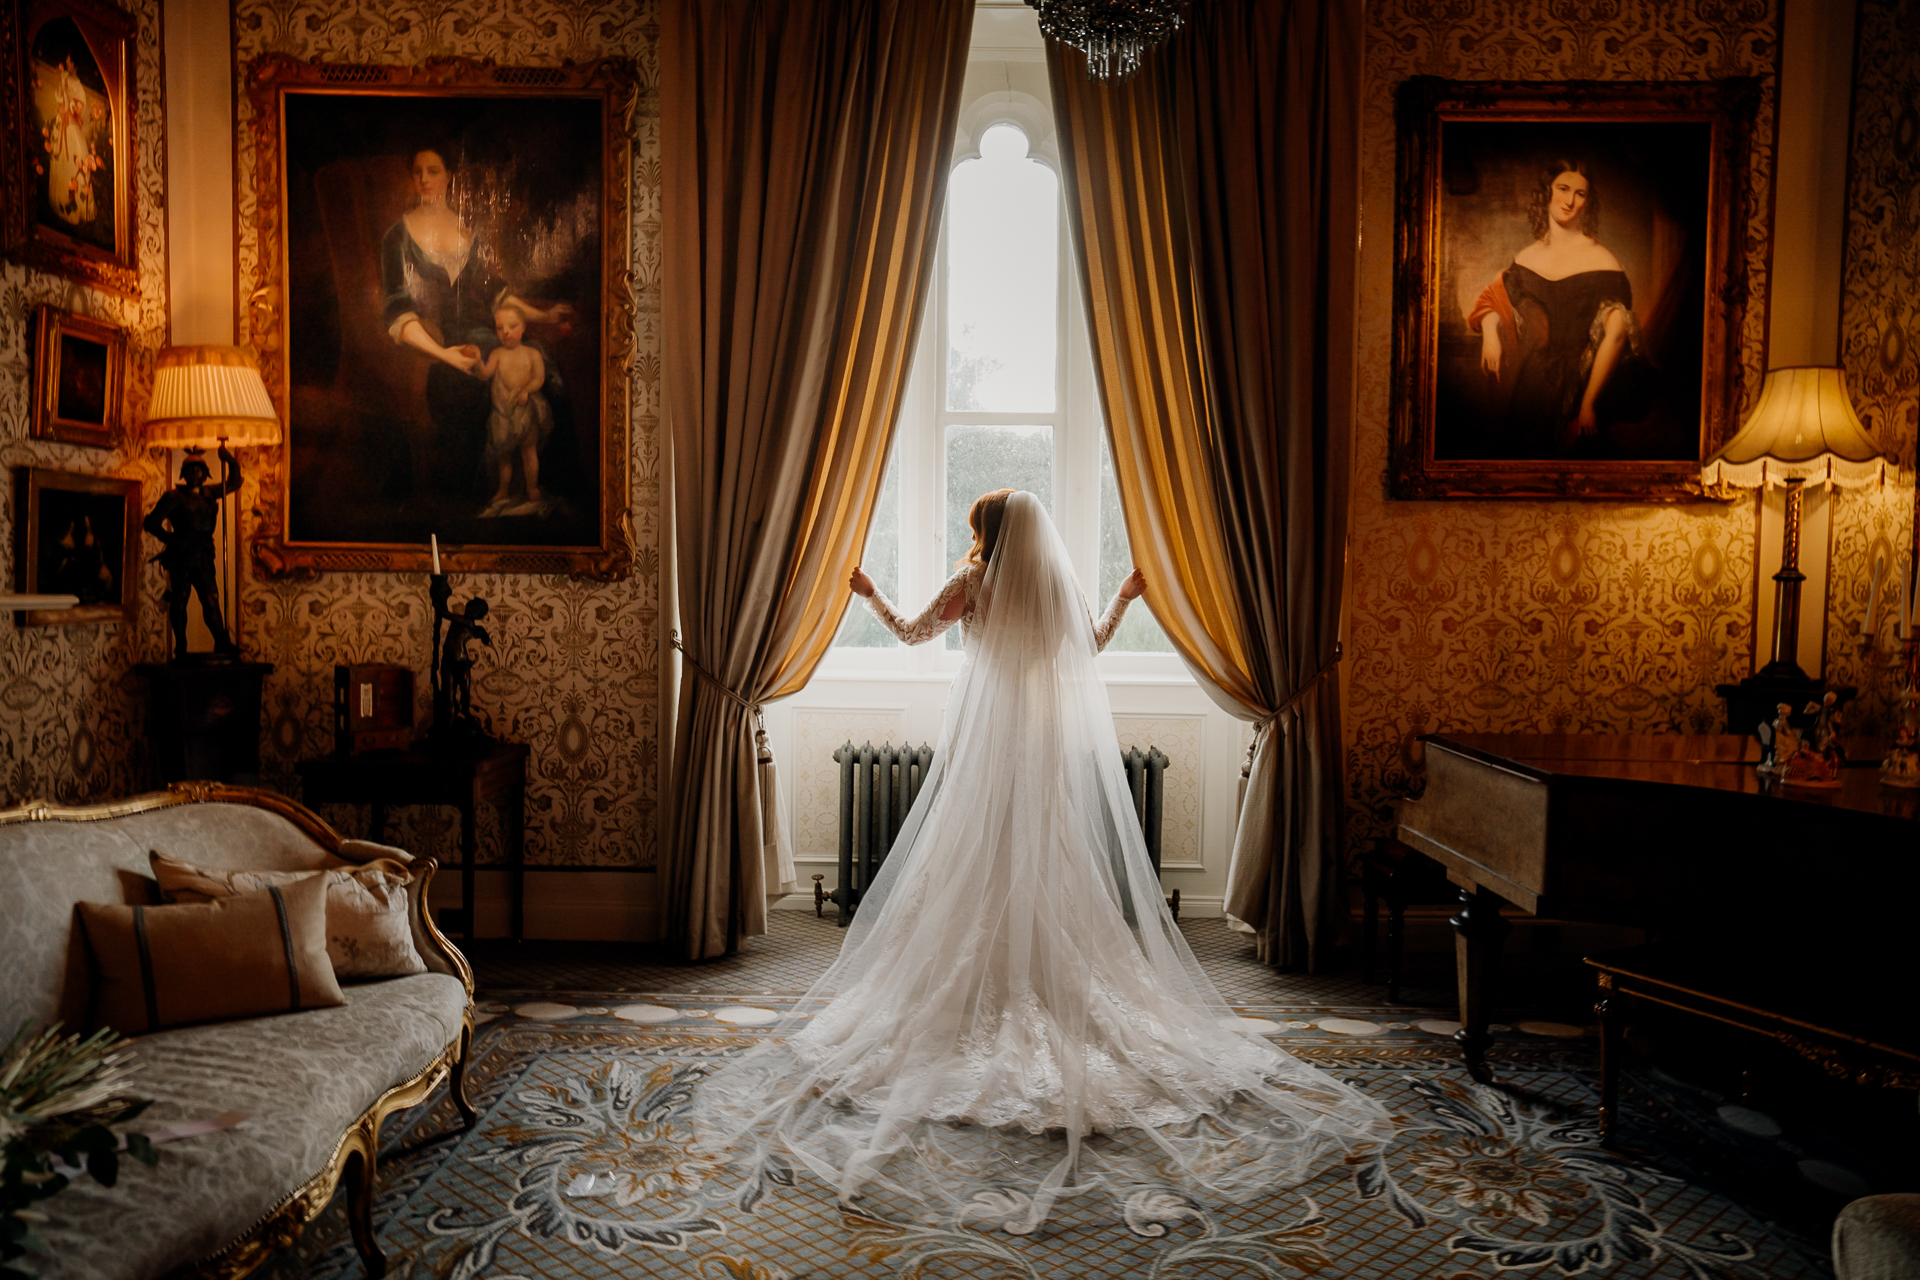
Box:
[1050, 0, 1362, 969]
[661, 0, 972, 959]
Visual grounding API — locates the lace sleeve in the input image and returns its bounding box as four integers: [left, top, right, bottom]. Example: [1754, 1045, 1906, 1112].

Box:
[1092, 592, 1133, 653]
[865, 569, 972, 646]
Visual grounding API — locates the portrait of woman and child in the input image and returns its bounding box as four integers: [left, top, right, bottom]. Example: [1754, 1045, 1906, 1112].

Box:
[280, 94, 606, 549]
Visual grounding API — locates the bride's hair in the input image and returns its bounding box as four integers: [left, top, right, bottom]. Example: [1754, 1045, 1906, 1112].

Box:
[955, 488, 1015, 568]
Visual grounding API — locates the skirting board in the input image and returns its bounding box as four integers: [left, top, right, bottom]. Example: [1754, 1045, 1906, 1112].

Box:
[772, 891, 1228, 919]
[426, 869, 658, 942]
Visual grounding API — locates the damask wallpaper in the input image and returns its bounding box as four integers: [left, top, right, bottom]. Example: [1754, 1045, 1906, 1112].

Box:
[6, 0, 1909, 903]
[229, 0, 664, 869]
[0, 0, 170, 807]
[1822, 0, 1920, 737]
[1345, 0, 1778, 848]
[1347, 0, 1918, 861]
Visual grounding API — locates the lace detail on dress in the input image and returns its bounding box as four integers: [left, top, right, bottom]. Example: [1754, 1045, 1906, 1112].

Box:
[864, 566, 980, 645]
[869, 568, 1132, 652]
[1092, 593, 1132, 652]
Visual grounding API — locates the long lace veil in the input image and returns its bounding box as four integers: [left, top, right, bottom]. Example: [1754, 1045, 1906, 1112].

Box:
[690, 492, 1390, 1231]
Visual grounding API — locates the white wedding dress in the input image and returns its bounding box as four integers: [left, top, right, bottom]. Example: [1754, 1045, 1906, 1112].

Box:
[690, 493, 1392, 1231]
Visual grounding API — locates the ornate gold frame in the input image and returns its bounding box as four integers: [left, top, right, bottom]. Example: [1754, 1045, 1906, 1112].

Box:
[0, 0, 140, 297]
[30, 302, 127, 448]
[1388, 77, 1760, 502]
[10, 465, 142, 627]
[0, 782, 479, 1279]
[242, 55, 637, 580]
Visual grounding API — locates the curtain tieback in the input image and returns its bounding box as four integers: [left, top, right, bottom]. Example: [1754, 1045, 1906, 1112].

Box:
[1250, 644, 1343, 743]
[671, 631, 768, 741]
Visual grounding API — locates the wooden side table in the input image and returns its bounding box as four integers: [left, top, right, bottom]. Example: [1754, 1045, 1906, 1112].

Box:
[296, 743, 529, 940]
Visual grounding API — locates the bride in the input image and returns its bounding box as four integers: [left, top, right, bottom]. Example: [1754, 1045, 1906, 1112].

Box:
[691, 490, 1392, 1231]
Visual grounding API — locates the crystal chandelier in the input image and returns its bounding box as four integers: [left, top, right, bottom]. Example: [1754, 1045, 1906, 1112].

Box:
[1025, 0, 1190, 81]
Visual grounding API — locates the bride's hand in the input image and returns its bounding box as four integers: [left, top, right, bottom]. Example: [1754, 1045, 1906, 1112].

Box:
[1119, 568, 1146, 600]
[848, 567, 875, 598]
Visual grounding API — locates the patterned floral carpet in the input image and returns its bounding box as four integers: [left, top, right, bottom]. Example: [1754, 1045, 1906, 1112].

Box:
[253, 919, 1864, 1279]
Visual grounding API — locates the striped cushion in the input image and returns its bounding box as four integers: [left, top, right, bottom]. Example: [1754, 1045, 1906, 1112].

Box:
[76, 877, 344, 1036]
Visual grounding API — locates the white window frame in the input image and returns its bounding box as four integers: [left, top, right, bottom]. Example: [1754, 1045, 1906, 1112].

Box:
[820, 61, 1184, 683]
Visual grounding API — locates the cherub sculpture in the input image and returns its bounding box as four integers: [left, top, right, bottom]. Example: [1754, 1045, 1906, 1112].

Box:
[429, 575, 495, 752]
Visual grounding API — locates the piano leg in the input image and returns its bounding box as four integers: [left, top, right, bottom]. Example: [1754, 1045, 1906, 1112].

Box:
[1595, 973, 1621, 1147]
[1450, 886, 1511, 1084]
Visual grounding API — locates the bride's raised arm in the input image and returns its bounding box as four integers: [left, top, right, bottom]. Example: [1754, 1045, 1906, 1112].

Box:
[1092, 567, 1146, 653]
[851, 566, 972, 646]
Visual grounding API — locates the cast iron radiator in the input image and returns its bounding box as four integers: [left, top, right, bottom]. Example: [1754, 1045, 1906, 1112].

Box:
[818, 740, 1172, 926]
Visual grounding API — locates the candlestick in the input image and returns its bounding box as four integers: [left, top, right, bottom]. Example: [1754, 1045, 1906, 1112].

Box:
[431, 534, 442, 575]
[1900, 553, 1915, 640]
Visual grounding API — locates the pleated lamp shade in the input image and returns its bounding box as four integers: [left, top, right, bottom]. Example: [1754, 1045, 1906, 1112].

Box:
[145, 345, 281, 449]
[1700, 365, 1885, 489]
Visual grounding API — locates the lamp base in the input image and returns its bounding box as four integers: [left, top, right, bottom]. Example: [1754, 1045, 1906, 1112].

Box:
[1716, 675, 1855, 740]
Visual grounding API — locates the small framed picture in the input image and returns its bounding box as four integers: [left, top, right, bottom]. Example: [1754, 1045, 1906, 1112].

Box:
[31, 303, 125, 447]
[11, 466, 140, 626]
[0, 0, 140, 297]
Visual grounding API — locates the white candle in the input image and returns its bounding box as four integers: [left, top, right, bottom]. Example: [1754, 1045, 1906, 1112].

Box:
[1862, 552, 1885, 637]
[1901, 554, 1916, 640]
[431, 534, 441, 575]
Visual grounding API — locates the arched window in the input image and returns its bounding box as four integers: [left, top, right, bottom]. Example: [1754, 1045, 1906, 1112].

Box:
[835, 110, 1172, 659]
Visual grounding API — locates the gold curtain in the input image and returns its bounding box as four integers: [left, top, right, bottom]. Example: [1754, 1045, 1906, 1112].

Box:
[1050, 0, 1362, 969]
[661, 0, 972, 959]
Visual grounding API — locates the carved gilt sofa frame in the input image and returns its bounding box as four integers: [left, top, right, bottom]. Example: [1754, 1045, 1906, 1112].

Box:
[0, 782, 479, 1280]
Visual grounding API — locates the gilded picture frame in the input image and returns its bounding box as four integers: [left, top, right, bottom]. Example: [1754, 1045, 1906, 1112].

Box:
[1389, 77, 1759, 502]
[245, 56, 636, 580]
[0, 0, 139, 297]
[11, 466, 140, 626]
[31, 302, 125, 448]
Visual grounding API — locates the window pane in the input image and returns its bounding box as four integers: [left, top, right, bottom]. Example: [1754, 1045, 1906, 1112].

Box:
[946, 125, 1058, 412]
[1098, 434, 1173, 652]
[834, 451, 902, 649]
[945, 423, 1053, 649]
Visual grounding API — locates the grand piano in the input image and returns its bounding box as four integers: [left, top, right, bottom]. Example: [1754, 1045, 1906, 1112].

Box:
[1395, 733, 1919, 1083]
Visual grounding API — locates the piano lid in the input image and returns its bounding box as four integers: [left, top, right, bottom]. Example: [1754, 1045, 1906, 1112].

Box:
[1420, 732, 1915, 824]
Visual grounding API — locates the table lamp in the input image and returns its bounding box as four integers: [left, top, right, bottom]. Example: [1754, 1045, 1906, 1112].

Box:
[142, 345, 280, 661]
[1702, 365, 1886, 683]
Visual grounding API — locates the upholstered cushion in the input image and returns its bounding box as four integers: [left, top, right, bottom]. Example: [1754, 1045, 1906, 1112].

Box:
[31, 972, 468, 1280]
[0, 799, 462, 1036]
[1834, 1194, 1920, 1280]
[76, 878, 345, 1036]
[151, 850, 428, 980]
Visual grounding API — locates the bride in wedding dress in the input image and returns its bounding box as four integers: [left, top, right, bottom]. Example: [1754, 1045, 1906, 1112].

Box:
[691, 490, 1393, 1232]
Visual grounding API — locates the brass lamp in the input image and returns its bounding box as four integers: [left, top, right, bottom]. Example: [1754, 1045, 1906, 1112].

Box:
[142, 345, 280, 661]
[1702, 365, 1886, 681]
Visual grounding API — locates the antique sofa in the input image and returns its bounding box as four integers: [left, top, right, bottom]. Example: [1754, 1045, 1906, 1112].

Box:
[0, 782, 475, 1280]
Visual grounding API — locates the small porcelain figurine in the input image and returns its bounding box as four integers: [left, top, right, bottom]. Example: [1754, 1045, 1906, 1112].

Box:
[1882, 722, 1920, 789]
[1756, 702, 1799, 775]
[1781, 693, 1844, 789]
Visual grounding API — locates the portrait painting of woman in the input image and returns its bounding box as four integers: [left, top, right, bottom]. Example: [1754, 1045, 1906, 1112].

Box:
[276, 89, 609, 553]
[1390, 80, 1754, 501]
[1436, 123, 1707, 464]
